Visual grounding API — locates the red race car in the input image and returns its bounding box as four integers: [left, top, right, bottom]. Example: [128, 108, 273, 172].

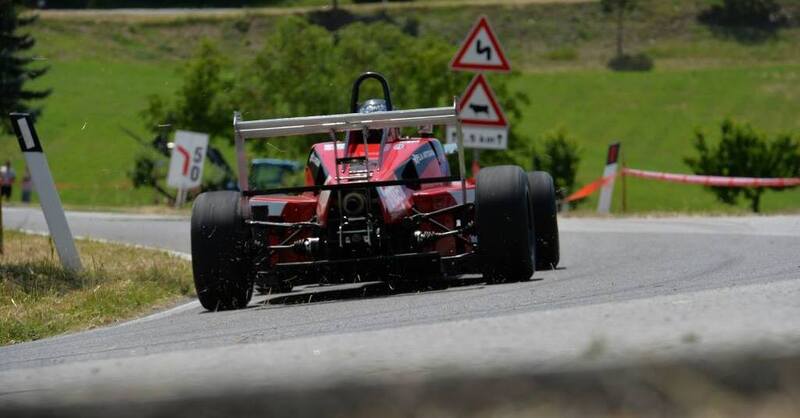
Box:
[191, 73, 560, 311]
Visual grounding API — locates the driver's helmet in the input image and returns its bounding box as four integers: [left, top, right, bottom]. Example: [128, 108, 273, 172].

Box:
[358, 99, 387, 114]
[356, 99, 387, 143]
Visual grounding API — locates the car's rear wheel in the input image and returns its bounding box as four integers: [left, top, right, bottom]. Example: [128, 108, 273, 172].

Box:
[527, 171, 560, 270]
[191, 191, 253, 311]
[476, 165, 535, 283]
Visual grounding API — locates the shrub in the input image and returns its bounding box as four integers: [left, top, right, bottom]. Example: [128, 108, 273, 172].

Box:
[699, 0, 788, 28]
[684, 119, 800, 213]
[607, 53, 654, 72]
[532, 128, 582, 204]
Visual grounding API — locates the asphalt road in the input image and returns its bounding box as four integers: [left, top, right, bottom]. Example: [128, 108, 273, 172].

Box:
[1, 207, 799, 410]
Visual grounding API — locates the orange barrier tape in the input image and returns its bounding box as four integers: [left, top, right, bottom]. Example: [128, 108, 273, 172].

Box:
[564, 174, 616, 202]
[565, 169, 800, 202]
[621, 168, 800, 188]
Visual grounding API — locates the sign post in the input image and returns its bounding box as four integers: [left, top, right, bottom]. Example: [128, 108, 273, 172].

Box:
[0, 193, 4, 255]
[167, 130, 209, 206]
[9, 113, 82, 271]
[448, 15, 511, 166]
[597, 142, 621, 214]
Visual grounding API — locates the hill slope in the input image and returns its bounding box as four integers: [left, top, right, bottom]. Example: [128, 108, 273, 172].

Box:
[1, 0, 798, 211]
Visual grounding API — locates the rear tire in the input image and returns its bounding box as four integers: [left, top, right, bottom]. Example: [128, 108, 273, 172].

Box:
[527, 171, 560, 270]
[191, 191, 253, 311]
[476, 165, 535, 283]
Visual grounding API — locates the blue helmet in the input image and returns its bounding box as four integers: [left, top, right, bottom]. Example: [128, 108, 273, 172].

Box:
[358, 99, 387, 114]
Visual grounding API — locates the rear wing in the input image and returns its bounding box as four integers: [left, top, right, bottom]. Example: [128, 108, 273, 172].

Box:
[232, 103, 467, 197]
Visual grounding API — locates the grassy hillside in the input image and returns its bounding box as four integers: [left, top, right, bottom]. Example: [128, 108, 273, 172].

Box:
[1, 0, 798, 211]
[513, 66, 800, 213]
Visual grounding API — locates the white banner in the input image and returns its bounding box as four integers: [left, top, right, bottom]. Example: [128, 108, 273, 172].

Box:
[447, 125, 508, 150]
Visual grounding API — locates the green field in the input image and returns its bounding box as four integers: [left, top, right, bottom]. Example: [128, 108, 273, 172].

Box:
[1, 0, 798, 212]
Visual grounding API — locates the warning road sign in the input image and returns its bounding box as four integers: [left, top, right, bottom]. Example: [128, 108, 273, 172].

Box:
[167, 130, 208, 190]
[458, 74, 508, 127]
[450, 16, 511, 73]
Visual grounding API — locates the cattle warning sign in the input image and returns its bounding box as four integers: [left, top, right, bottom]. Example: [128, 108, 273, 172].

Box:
[450, 16, 511, 73]
[457, 74, 508, 127]
[447, 74, 509, 150]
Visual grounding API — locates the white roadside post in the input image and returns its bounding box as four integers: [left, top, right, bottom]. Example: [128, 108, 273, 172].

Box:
[448, 16, 512, 166]
[166, 130, 209, 207]
[9, 113, 82, 271]
[597, 142, 621, 214]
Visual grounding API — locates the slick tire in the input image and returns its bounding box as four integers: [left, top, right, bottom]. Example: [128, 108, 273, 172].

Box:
[476, 165, 535, 283]
[527, 171, 560, 270]
[191, 191, 253, 311]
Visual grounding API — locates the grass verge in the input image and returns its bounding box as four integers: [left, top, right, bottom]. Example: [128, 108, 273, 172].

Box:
[0, 230, 193, 346]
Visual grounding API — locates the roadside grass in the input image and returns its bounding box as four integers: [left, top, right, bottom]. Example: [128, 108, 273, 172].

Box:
[0, 230, 193, 346]
[1, 0, 798, 211]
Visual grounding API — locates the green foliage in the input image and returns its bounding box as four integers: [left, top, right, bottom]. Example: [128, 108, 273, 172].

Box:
[532, 128, 582, 201]
[0, 0, 50, 133]
[684, 119, 800, 212]
[149, 17, 528, 163]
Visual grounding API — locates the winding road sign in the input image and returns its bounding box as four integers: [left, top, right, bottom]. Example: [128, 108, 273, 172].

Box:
[450, 16, 511, 73]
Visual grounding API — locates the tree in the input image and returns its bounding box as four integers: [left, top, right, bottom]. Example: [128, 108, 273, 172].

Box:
[142, 17, 531, 193]
[600, 0, 637, 58]
[0, 0, 50, 133]
[135, 41, 233, 200]
[228, 17, 522, 158]
[684, 119, 800, 213]
[141, 40, 231, 143]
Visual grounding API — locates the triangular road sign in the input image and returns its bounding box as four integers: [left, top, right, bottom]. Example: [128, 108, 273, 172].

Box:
[450, 16, 511, 72]
[458, 74, 508, 127]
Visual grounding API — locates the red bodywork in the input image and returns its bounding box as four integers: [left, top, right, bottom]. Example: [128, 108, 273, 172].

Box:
[248, 130, 476, 268]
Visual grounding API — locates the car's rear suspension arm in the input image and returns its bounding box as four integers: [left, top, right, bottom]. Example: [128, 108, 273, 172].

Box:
[414, 221, 474, 244]
[246, 220, 321, 230]
[408, 203, 473, 223]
